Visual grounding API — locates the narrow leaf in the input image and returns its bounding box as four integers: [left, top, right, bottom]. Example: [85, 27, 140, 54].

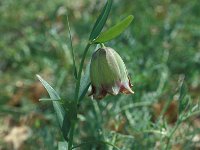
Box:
[79, 83, 90, 102]
[61, 112, 71, 141]
[36, 75, 70, 141]
[89, 0, 112, 41]
[78, 62, 91, 102]
[53, 101, 70, 141]
[39, 98, 60, 101]
[66, 13, 77, 79]
[178, 77, 188, 113]
[94, 15, 134, 43]
[36, 74, 61, 100]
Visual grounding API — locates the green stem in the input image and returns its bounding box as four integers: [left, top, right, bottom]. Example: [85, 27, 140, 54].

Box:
[100, 43, 105, 48]
[165, 109, 200, 150]
[75, 43, 91, 102]
[68, 43, 91, 150]
[72, 140, 120, 150]
[165, 120, 181, 150]
[68, 120, 76, 150]
[67, 14, 77, 79]
[109, 134, 117, 150]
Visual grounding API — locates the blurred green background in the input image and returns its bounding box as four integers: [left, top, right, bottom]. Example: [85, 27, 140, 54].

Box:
[0, 0, 200, 149]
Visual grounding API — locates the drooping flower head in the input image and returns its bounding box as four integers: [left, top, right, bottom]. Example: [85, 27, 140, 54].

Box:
[89, 47, 134, 100]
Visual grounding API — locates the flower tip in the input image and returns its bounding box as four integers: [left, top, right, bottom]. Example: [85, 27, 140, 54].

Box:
[119, 82, 134, 94]
[130, 89, 135, 94]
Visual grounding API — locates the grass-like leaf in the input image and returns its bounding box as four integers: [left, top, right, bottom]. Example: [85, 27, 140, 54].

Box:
[94, 15, 134, 43]
[78, 62, 91, 102]
[79, 83, 90, 102]
[89, 0, 112, 41]
[39, 98, 60, 101]
[66, 13, 77, 79]
[36, 74, 61, 100]
[177, 77, 188, 113]
[36, 75, 70, 141]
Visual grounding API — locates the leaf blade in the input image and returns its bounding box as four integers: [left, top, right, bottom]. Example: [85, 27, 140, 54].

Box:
[94, 15, 134, 43]
[78, 61, 91, 102]
[66, 13, 77, 79]
[36, 75, 70, 141]
[36, 74, 61, 100]
[89, 0, 113, 41]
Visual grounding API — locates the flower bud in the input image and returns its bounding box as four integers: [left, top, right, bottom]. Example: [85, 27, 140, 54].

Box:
[89, 47, 134, 100]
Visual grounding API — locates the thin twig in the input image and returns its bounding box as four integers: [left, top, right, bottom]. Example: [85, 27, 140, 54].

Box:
[72, 140, 120, 150]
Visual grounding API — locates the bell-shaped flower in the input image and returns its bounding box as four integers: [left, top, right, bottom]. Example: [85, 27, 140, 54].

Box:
[89, 47, 134, 100]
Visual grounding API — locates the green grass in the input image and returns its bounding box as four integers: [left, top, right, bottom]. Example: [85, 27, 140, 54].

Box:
[0, 0, 200, 149]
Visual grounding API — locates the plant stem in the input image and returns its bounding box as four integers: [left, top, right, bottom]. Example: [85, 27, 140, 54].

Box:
[165, 109, 200, 150]
[68, 43, 91, 150]
[100, 43, 105, 48]
[75, 43, 91, 102]
[165, 120, 181, 150]
[67, 14, 77, 79]
[68, 120, 76, 150]
[72, 140, 120, 150]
